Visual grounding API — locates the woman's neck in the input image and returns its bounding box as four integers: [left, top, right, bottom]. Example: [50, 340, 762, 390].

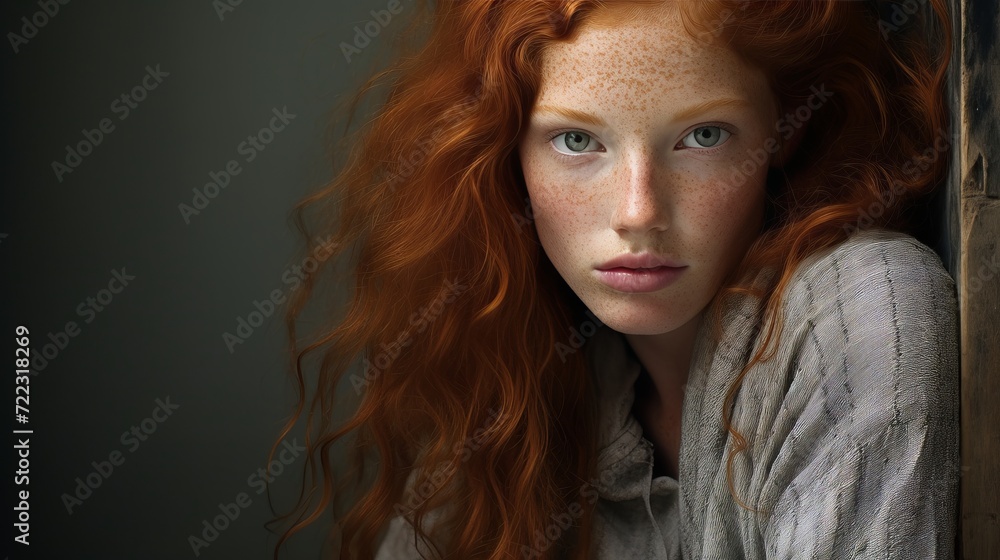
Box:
[624, 310, 704, 406]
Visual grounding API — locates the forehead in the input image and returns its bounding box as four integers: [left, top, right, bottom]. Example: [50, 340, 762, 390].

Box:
[535, 4, 764, 108]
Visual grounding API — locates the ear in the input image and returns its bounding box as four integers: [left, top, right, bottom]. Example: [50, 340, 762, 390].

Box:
[770, 108, 807, 168]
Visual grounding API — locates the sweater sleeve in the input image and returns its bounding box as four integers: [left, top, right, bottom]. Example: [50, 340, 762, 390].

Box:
[757, 234, 960, 559]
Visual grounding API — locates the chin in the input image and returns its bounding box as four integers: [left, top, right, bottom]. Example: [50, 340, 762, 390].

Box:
[582, 296, 695, 336]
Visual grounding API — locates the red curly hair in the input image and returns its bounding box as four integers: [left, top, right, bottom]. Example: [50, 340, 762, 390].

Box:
[267, 0, 952, 558]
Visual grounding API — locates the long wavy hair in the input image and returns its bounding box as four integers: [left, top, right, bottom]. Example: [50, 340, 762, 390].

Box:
[267, 0, 952, 558]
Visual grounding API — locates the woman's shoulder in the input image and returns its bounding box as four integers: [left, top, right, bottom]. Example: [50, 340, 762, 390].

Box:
[794, 227, 954, 288]
[782, 228, 956, 324]
[768, 228, 959, 413]
[743, 228, 961, 560]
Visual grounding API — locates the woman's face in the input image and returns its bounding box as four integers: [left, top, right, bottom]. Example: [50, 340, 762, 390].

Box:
[517, 3, 781, 336]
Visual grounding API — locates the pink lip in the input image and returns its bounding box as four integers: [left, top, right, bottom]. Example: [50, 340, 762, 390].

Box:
[593, 266, 686, 293]
[597, 253, 685, 270]
[594, 254, 688, 293]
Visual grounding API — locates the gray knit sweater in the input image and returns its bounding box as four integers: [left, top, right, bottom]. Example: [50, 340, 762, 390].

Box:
[375, 228, 960, 559]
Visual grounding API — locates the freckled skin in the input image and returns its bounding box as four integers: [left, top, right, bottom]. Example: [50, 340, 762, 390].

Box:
[517, 1, 785, 480]
[518, 2, 780, 345]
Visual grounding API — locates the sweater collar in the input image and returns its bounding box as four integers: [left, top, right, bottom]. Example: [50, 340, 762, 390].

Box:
[585, 324, 675, 500]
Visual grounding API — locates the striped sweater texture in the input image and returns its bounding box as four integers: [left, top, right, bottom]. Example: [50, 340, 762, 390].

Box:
[376, 228, 961, 559]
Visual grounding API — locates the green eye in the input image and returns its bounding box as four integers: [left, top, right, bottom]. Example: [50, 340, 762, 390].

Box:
[681, 126, 730, 148]
[553, 131, 602, 154]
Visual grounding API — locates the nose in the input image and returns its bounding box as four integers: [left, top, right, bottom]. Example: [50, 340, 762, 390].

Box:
[610, 149, 671, 235]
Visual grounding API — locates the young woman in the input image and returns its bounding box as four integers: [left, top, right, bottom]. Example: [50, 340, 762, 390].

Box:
[271, 0, 958, 558]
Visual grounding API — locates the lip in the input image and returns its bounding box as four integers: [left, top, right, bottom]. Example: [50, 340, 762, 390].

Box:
[594, 253, 687, 293]
[597, 253, 685, 270]
[593, 266, 686, 293]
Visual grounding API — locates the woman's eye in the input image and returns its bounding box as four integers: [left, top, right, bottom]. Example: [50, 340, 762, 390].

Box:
[680, 126, 731, 148]
[552, 131, 602, 154]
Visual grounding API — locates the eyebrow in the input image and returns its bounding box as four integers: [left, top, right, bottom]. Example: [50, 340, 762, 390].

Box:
[532, 98, 752, 126]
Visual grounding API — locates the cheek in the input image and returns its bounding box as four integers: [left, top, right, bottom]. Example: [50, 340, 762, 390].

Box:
[529, 190, 584, 255]
[668, 182, 763, 298]
[521, 157, 589, 241]
[519, 149, 550, 205]
[521, 171, 566, 265]
[709, 182, 763, 225]
[677, 163, 765, 252]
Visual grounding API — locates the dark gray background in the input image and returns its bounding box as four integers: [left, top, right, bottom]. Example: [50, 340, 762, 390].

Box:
[2, 1, 413, 558]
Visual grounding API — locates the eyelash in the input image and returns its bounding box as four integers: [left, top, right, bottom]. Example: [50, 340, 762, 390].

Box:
[545, 122, 736, 162]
